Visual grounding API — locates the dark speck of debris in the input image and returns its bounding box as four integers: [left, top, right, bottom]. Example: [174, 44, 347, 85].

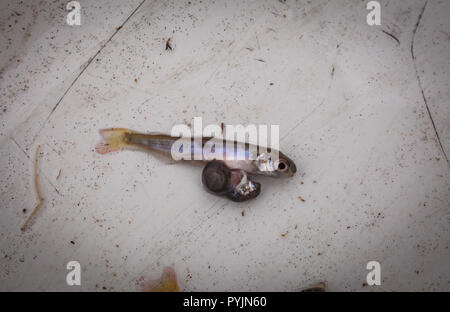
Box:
[255, 58, 265, 62]
[70, 241, 75, 245]
[166, 37, 173, 51]
[269, 82, 274, 85]
[22, 209, 27, 214]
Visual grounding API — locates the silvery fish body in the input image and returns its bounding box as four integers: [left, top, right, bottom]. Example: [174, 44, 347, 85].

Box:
[119, 132, 296, 177]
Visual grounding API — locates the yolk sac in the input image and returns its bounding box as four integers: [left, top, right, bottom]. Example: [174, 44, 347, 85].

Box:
[202, 161, 261, 202]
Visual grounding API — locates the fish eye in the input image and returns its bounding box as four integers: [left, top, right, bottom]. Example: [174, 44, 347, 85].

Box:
[277, 160, 288, 171]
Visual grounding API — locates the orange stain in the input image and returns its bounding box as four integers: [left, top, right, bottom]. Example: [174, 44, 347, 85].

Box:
[141, 267, 180, 292]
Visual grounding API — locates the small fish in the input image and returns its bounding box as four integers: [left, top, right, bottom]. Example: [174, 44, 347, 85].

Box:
[96, 128, 296, 201]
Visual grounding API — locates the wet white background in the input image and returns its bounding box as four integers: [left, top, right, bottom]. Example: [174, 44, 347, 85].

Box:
[0, 0, 449, 291]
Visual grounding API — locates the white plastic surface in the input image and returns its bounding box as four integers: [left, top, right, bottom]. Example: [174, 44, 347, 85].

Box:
[0, 0, 449, 291]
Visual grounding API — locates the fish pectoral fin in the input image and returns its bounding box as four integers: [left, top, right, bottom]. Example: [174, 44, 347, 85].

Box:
[150, 150, 178, 165]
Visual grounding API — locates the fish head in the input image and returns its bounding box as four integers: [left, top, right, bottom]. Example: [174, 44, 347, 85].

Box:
[255, 151, 297, 178]
[274, 152, 297, 177]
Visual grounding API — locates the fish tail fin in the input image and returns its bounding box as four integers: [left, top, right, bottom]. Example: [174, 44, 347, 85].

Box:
[95, 128, 133, 154]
